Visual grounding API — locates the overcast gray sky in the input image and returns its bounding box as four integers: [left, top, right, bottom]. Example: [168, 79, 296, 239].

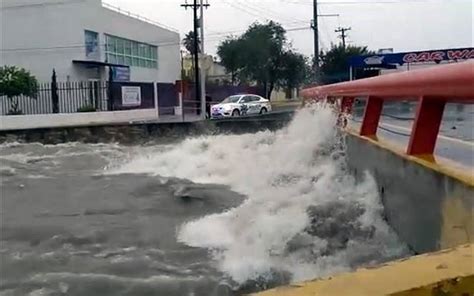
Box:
[106, 0, 473, 57]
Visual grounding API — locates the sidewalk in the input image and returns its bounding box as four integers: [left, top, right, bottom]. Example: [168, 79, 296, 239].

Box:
[0, 109, 202, 131]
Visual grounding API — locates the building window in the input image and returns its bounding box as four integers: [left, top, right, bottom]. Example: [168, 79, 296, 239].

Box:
[105, 34, 158, 69]
[85, 30, 99, 59]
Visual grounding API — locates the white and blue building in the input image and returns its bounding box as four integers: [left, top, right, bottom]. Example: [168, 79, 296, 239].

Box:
[1, 0, 181, 83]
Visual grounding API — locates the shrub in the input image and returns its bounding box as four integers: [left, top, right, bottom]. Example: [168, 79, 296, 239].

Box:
[77, 105, 96, 112]
[0, 66, 38, 114]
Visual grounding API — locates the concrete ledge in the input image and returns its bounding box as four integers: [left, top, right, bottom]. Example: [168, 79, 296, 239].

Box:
[0, 109, 159, 131]
[254, 244, 474, 296]
[346, 128, 474, 187]
[0, 111, 295, 144]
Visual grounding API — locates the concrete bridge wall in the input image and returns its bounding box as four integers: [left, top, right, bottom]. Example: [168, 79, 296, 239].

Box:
[345, 132, 473, 254]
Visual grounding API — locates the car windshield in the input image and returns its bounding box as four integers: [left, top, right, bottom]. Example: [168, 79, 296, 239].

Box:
[221, 95, 241, 104]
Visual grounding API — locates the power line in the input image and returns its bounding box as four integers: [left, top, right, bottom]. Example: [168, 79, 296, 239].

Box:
[238, 0, 300, 24]
[237, 0, 284, 21]
[222, 0, 313, 27]
[0, 40, 181, 52]
[222, 0, 262, 18]
[318, 5, 334, 49]
[289, 26, 312, 31]
[283, 0, 449, 5]
[318, 29, 328, 50]
[0, 23, 313, 54]
[206, 20, 309, 37]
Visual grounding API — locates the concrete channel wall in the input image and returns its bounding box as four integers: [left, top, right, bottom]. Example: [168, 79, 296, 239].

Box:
[345, 132, 473, 254]
[0, 109, 160, 131]
[0, 112, 295, 144]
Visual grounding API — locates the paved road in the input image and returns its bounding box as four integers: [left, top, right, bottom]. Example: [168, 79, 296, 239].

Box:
[350, 120, 474, 168]
[381, 122, 473, 167]
[351, 102, 474, 168]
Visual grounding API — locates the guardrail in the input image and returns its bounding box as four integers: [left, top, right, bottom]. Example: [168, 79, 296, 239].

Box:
[301, 61, 474, 156]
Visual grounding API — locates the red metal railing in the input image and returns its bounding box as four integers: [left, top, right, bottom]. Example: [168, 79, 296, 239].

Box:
[301, 61, 474, 156]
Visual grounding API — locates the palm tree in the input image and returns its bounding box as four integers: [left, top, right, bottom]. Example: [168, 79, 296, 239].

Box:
[183, 31, 201, 55]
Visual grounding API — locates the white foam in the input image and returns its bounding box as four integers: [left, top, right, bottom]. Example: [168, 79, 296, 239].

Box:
[111, 105, 407, 284]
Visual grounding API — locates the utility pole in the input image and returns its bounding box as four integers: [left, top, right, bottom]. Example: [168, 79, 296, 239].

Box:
[311, 0, 338, 80]
[335, 27, 351, 48]
[199, 0, 206, 119]
[312, 0, 319, 75]
[181, 0, 210, 117]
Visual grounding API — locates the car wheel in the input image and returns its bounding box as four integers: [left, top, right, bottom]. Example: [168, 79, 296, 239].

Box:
[232, 109, 240, 117]
[260, 107, 268, 114]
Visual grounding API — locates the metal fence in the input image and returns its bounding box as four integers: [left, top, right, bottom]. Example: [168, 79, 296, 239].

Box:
[1, 80, 269, 117]
[1, 81, 109, 115]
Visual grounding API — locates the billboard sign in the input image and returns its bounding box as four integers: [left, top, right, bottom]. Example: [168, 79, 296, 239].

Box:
[350, 47, 474, 68]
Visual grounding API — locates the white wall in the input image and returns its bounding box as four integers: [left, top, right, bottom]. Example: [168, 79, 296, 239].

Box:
[1, 0, 180, 83]
[1, 0, 96, 82]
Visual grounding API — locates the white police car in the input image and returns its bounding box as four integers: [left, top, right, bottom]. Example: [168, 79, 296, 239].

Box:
[210, 94, 272, 118]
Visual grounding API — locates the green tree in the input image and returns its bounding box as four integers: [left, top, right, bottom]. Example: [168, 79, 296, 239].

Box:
[218, 21, 309, 99]
[217, 37, 241, 85]
[238, 21, 286, 98]
[0, 66, 38, 115]
[183, 31, 201, 55]
[278, 50, 310, 91]
[319, 43, 373, 84]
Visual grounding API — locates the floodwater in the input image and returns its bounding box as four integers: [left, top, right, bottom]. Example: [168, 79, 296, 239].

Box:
[1, 107, 412, 296]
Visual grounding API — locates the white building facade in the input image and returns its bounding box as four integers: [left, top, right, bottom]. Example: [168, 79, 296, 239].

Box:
[1, 0, 181, 83]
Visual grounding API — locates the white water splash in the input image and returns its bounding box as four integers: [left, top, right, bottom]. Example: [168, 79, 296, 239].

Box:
[111, 106, 407, 284]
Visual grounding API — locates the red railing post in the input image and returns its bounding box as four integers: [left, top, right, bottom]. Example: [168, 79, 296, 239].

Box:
[360, 96, 383, 137]
[341, 97, 354, 114]
[338, 97, 354, 128]
[407, 96, 446, 155]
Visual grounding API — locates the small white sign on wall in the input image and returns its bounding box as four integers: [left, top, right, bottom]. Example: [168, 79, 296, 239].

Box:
[121, 86, 142, 107]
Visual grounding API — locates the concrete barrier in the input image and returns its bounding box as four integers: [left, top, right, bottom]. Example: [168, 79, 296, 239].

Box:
[0, 109, 159, 131]
[255, 244, 474, 296]
[0, 111, 295, 144]
[345, 132, 473, 254]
